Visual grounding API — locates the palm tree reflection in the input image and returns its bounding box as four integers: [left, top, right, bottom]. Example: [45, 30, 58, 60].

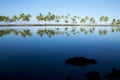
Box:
[0, 29, 32, 37]
[0, 27, 120, 38]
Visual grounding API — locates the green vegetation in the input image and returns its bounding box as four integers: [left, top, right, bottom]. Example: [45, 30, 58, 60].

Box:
[0, 12, 120, 26]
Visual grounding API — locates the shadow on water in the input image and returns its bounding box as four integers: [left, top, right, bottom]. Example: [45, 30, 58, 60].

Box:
[84, 71, 100, 80]
[105, 68, 120, 80]
[65, 57, 97, 67]
[65, 56, 120, 80]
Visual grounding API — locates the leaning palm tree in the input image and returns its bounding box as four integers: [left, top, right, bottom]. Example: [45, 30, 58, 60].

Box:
[71, 17, 76, 24]
[90, 17, 95, 25]
[93, 20, 96, 25]
[90, 17, 94, 25]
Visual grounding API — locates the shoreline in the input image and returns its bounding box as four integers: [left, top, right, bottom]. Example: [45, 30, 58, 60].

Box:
[0, 24, 120, 27]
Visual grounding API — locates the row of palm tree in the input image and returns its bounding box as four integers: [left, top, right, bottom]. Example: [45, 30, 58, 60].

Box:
[0, 12, 120, 25]
[0, 13, 31, 24]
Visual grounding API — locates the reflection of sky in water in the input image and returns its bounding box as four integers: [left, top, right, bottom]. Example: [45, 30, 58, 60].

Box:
[0, 26, 120, 80]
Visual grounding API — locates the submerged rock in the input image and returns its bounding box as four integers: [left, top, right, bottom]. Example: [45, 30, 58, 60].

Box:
[66, 76, 73, 80]
[105, 68, 120, 80]
[65, 57, 97, 66]
[84, 71, 100, 80]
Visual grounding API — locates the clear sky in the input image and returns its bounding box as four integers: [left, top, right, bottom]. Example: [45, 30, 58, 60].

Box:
[0, 0, 120, 21]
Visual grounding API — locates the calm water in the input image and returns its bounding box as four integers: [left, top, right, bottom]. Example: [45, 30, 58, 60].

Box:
[0, 26, 120, 80]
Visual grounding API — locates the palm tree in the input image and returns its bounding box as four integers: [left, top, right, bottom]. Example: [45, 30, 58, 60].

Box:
[104, 16, 109, 24]
[56, 19, 60, 23]
[71, 18, 76, 24]
[19, 13, 25, 20]
[0, 16, 4, 23]
[36, 13, 44, 23]
[21, 14, 31, 23]
[4, 16, 10, 24]
[26, 14, 31, 23]
[116, 19, 120, 25]
[90, 17, 95, 25]
[65, 19, 68, 23]
[84, 16, 89, 21]
[99, 16, 104, 24]
[67, 13, 70, 17]
[11, 15, 18, 23]
[0, 16, 10, 24]
[19, 13, 25, 23]
[111, 19, 116, 25]
[80, 18, 85, 24]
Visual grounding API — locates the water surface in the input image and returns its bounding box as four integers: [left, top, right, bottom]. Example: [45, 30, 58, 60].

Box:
[0, 26, 120, 80]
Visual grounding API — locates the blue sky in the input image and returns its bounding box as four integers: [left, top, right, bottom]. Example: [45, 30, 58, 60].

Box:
[0, 0, 120, 21]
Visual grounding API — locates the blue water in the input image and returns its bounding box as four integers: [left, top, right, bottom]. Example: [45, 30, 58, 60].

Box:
[0, 26, 120, 80]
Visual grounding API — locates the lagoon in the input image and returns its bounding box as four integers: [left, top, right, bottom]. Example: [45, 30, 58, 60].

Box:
[0, 26, 120, 80]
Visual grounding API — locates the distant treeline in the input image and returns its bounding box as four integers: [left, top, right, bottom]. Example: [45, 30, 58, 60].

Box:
[0, 12, 120, 25]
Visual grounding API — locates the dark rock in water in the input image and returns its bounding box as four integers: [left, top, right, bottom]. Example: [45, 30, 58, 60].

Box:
[66, 76, 73, 80]
[84, 71, 100, 80]
[105, 68, 120, 80]
[65, 57, 97, 66]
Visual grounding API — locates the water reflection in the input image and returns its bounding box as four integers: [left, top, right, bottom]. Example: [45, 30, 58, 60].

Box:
[0, 27, 120, 38]
[0, 29, 32, 37]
